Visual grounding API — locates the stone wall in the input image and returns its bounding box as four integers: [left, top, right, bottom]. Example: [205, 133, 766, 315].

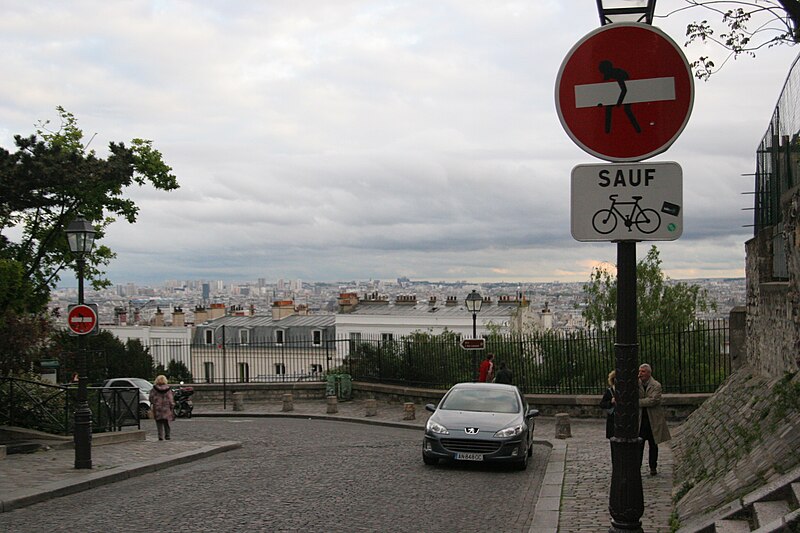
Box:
[671, 369, 800, 520]
[672, 189, 800, 524]
[190, 381, 708, 419]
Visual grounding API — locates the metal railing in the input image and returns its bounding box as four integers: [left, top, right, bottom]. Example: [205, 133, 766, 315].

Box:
[139, 320, 730, 395]
[339, 320, 729, 394]
[0, 377, 141, 435]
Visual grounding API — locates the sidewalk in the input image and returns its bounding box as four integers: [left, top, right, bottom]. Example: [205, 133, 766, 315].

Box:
[0, 398, 675, 532]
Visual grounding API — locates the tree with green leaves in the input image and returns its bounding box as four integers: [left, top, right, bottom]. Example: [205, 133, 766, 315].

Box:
[581, 245, 716, 331]
[669, 0, 800, 80]
[53, 331, 155, 383]
[0, 107, 178, 376]
[0, 106, 178, 314]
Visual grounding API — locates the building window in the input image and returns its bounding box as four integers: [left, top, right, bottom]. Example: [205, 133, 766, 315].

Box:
[312, 330, 322, 346]
[349, 332, 362, 343]
[310, 363, 323, 374]
[275, 330, 285, 345]
[238, 362, 249, 382]
[239, 329, 250, 345]
[204, 362, 214, 383]
[274, 362, 286, 375]
[204, 329, 213, 345]
[381, 333, 394, 342]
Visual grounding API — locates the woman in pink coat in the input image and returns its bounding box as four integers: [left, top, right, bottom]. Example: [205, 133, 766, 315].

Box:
[148, 375, 175, 441]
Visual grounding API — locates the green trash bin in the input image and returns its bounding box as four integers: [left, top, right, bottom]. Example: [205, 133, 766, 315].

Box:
[338, 374, 352, 401]
[325, 374, 338, 397]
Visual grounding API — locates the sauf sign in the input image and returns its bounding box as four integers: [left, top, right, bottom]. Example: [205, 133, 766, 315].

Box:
[571, 161, 682, 241]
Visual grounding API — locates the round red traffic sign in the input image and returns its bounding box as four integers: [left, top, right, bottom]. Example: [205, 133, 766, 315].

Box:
[67, 304, 97, 335]
[555, 23, 694, 162]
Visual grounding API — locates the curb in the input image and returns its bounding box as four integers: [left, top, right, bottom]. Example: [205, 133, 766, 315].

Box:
[529, 438, 567, 533]
[193, 410, 424, 430]
[0, 441, 241, 513]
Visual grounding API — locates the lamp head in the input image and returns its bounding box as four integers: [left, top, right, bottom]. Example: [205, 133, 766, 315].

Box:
[596, 0, 656, 25]
[465, 290, 483, 313]
[66, 215, 96, 255]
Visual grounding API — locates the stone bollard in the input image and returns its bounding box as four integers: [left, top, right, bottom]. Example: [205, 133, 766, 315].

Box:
[365, 398, 377, 417]
[326, 395, 338, 414]
[282, 393, 294, 412]
[403, 402, 415, 420]
[232, 392, 244, 412]
[555, 413, 572, 439]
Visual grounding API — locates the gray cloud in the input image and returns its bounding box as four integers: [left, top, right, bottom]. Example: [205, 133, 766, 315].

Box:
[1, 1, 796, 285]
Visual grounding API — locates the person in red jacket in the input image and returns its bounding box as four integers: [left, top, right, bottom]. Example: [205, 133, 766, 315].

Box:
[478, 353, 495, 382]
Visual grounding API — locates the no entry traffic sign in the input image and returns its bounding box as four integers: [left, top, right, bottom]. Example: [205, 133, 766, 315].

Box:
[67, 304, 98, 336]
[556, 23, 694, 162]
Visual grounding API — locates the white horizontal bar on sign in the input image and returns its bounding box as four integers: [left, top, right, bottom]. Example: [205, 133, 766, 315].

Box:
[574, 77, 675, 108]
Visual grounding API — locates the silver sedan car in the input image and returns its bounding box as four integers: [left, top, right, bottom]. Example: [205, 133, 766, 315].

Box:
[422, 382, 539, 470]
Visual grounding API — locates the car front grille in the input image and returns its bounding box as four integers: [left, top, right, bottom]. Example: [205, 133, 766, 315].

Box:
[440, 438, 501, 454]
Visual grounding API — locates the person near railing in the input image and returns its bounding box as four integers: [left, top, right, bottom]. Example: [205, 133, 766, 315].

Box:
[600, 370, 617, 446]
[638, 363, 671, 476]
[149, 375, 175, 441]
[478, 353, 495, 383]
[493, 362, 513, 384]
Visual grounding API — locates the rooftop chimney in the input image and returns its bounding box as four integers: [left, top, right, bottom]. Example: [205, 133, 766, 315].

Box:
[208, 303, 226, 320]
[152, 307, 165, 327]
[172, 306, 185, 327]
[272, 300, 295, 320]
[395, 295, 417, 305]
[338, 292, 359, 313]
[115, 307, 128, 326]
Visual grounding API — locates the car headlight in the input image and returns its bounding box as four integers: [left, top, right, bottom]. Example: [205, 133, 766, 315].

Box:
[426, 419, 449, 435]
[494, 423, 524, 438]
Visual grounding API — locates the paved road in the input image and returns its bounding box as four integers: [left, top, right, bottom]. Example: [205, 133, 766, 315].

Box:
[0, 417, 549, 533]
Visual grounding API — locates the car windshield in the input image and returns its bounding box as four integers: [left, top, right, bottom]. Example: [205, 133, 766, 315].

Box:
[440, 389, 519, 413]
[129, 378, 153, 392]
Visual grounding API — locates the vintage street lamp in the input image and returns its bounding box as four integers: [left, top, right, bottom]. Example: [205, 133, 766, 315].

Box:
[66, 215, 96, 469]
[595, 1, 657, 531]
[596, 0, 656, 25]
[465, 290, 483, 382]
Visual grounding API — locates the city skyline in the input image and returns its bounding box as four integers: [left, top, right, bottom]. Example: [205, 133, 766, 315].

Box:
[3, 2, 799, 286]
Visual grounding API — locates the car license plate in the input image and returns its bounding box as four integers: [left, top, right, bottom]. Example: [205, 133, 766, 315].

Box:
[455, 453, 484, 461]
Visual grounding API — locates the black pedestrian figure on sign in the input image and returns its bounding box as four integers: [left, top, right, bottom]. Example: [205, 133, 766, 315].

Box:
[598, 60, 641, 134]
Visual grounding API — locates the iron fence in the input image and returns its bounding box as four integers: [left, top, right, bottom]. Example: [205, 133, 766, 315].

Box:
[0, 377, 141, 435]
[140, 320, 730, 395]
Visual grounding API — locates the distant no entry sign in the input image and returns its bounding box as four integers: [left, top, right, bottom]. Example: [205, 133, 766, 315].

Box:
[556, 23, 694, 162]
[67, 304, 98, 335]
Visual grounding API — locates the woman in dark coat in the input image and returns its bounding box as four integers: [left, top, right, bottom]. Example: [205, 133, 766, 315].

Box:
[149, 375, 175, 441]
[599, 370, 617, 440]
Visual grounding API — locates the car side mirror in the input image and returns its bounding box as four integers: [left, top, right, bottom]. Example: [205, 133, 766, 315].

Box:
[425, 403, 437, 413]
[527, 408, 540, 418]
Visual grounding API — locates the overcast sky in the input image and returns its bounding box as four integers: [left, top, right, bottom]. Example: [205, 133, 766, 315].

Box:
[2, 1, 798, 286]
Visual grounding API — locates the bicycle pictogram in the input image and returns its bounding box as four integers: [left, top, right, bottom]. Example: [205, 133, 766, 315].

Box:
[591, 194, 661, 235]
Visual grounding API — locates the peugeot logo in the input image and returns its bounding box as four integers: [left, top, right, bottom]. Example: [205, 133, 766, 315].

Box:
[465, 427, 479, 434]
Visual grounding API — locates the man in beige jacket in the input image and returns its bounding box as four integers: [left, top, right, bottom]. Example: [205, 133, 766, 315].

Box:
[638, 363, 671, 476]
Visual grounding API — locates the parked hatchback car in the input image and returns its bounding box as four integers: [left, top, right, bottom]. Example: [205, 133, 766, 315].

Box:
[102, 377, 153, 419]
[422, 382, 539, 470]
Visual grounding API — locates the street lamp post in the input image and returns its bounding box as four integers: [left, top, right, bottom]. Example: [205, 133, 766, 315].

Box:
[464, 290, 483, 382]
[66, 215, 96, 470]
[594, 2, 656, 532]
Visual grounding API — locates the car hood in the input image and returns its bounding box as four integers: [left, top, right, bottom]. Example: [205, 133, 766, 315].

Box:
[431, 410, 521, 432]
